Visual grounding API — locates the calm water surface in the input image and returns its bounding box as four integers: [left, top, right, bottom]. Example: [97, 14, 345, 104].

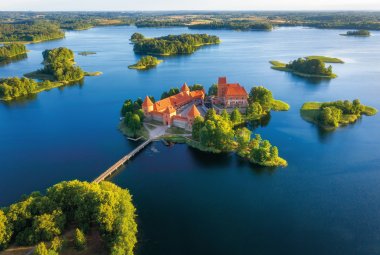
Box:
[1, 26, 380, 255]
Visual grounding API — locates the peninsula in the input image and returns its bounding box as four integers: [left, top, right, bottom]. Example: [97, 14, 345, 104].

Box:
[128, 56, 163, 70]
[301, 100, 377, 129]
[130, 33, 220, 56]
[120, 77, 289, 167]
[270, 57, 337, 78]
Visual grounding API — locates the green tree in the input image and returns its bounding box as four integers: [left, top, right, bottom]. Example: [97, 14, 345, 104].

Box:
[247, 102, 263, 120]
[208, 84, 218, 96]
[249, 86, 273, 111]
[0, 210, 11, 250]
[221, 109, 230, 121]
[34, 242, 48, 255]
[74, 228, 86, 251]
[230, 108, 242, 124]
[130, 32, 145, 42]
[192, 116, 204, 141]
[50, 237, 63, 252]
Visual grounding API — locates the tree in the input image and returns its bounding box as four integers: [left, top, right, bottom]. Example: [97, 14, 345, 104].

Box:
[192, 116, 204, 141]
[208, 84, 218, 96]
[235, 128, 251, 156]
[34, 242, 48, 255]
[74, 228, 86, 251]
[221, 109, 230, 121]
[32, 211, 64, 242]
[249, 86, 273, 111]
[230, 108, 242, 124]
[189, 84, 204, 91]
[204, 108, 217, 122]
[247, 102, 263, 120]
[0, 210, 11, 250]
[50, 237, 63, 252]
[130, 33, 145, 42]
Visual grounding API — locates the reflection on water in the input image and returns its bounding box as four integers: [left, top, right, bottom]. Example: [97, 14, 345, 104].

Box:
[0, 26, 380, 255]
[0, 53, 28, 67]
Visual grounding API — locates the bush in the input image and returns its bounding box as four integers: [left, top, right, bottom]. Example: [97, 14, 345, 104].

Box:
[74, 228, 86, 251]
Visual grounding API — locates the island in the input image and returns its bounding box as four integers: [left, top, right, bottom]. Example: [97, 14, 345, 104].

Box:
[0, 43, 28, 62]
[130, 33, 220, 56]
[341, 30, 371, 37]
[128, 56, 163, 70]
[270, 57, 337, 78]
[189, 21, 273, 31]
[25, 47, 85, 82]
[0, 180, 137, 255]
[78, 51, 96, 56]
[120, 77, 289, 167]
[301, 100, 377, 129]
[1, 47, 101, 101]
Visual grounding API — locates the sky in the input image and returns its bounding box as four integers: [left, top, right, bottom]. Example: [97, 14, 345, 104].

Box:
[1, 0, 380, 11]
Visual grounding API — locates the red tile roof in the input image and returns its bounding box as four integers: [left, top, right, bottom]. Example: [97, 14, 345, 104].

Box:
[142, 96, 153, 107]
[224, 83, 248, 97]
[181, 83, 190, 92]
[187, 105, 201, 118]
[164, 106, 176, 114]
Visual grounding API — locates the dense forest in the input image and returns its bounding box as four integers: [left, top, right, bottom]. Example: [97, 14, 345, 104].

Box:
[128, 56, 163, 70]
[191, 108, 287, 167]
[301, 100, 377, 129]
[0, 180, 137, 255]
[0, 43, 27, 61]
[0, 77, 38, 100]
[41, 47, 84, 82]
[189, 21, 273, 31]
[131, 33, 220, 56]
[286, 58, 334, 77]
[0, 21, 64, 42]
[120, 98, 147, 138]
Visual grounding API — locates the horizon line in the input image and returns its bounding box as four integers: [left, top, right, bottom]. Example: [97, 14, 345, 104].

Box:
[1, 9, 380, 12]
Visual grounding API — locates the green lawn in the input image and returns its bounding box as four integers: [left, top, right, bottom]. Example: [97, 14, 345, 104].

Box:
[305, 56, 344, 63]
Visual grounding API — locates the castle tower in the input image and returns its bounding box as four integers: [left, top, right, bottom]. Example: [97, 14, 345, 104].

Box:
[187, 104, 201, 127]
[217, 76, 227, 98]
[142, 96, 154, 115]
[181, 83, 190, 95]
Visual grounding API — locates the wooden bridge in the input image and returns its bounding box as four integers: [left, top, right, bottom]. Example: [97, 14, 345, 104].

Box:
[93, 138, 152, 183]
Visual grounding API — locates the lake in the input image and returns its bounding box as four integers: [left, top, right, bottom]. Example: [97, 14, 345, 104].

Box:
[1, 26, 380, 255]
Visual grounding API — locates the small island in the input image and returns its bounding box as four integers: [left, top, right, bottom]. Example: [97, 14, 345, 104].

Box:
[78, 51, 96, 56]
[270, 57, 337, 78]
[301, 100, 377, 129]
[1, 47, 101, 101]
[0, 43, 28, 62]
[341, 30, 371, 37]
[120, 77, 289, 168]
[25, 47, 85, 82]
[128, 56, 163, 70]
[130, 32, 220, 56]
[0, 180, 137, 255]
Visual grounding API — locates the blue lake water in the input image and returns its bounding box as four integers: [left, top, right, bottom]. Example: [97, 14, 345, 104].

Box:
[1, 26, 380, 255]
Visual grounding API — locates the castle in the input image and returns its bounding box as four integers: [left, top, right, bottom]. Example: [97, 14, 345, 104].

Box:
[215, 77, 248, 108]
[142, 83, 205, 129]
[142, 77, 249, 129]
